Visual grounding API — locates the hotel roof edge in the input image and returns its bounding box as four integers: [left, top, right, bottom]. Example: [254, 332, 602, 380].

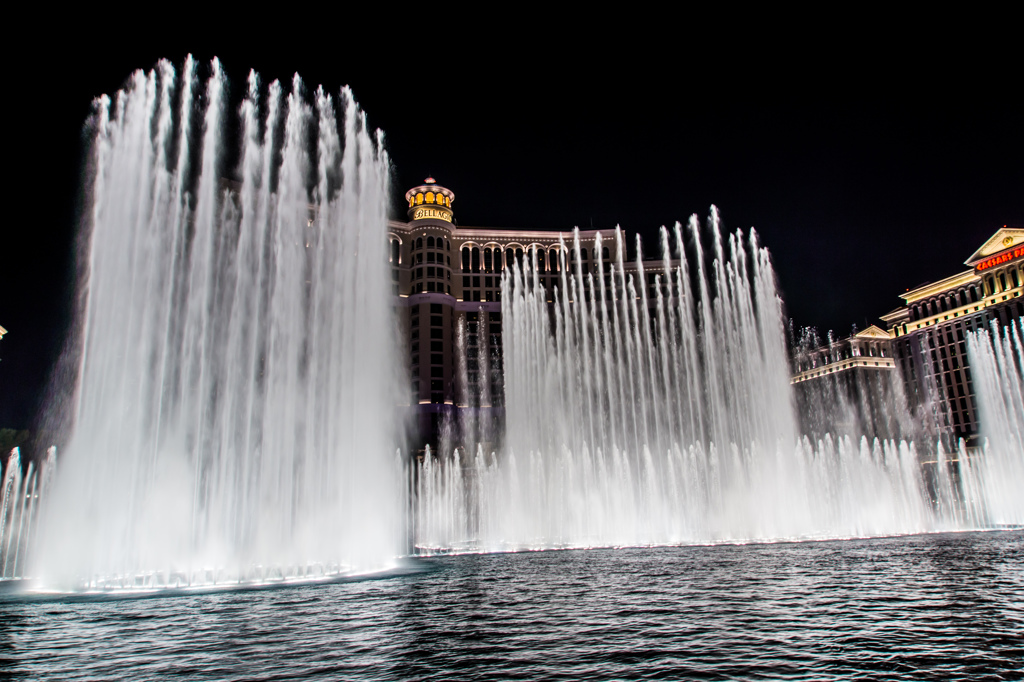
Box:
[901, 270, 979, 304]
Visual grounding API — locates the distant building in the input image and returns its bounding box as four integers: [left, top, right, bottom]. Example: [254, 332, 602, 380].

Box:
[882, 227, 1024, 445]
[388, 179, 672, 451]
[790, 325, 909, 441]
[793, 227, 1024, 447]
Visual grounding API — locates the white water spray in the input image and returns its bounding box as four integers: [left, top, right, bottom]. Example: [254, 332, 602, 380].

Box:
[32, 58, 402, 590]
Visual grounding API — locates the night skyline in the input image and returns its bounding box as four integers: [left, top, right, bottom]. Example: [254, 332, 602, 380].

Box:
[2, 31, 1021, 430]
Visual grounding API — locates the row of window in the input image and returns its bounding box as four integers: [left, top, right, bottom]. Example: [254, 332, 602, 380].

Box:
[408, 191, 452, 208]
[909, 266, 1022, 322]
[457, 245, 616, 274]
[411, 283, 452, 295]
[413, 236, 451, 251]
[414, 267, 450, 281]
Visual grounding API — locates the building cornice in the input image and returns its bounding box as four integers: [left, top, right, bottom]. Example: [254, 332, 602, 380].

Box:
[901, 270, 980, 304]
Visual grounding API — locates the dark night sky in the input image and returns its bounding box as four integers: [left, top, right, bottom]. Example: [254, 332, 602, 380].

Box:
[1, 22, 1021, 430]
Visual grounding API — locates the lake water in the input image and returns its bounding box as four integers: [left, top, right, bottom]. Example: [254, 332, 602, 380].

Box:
[1, 531, 1021, 680]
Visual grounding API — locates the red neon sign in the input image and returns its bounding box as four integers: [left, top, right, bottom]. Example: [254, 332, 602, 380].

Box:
[976, 246, 1024, 272]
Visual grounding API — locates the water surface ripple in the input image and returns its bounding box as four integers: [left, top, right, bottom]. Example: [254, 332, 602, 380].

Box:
[2, 532, 1021, 680]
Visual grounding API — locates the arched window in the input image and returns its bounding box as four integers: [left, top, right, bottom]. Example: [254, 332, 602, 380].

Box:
[427, 236, 435, 248]
[425, 191, 435, 204]
[415, 193, 424, 205]
[484, 248, 492, 272]
[1013, 269, 1021, 288]
[390, 239, 399, 263]
[472, 248, 480, 273]
[582, 249, 588, 261]
[538, 250, 546, 273]
[549, 249, 559, 272]
[603, 247, 610, 260]
[462, 248, 470, 271]
[999, 273, 1008, 292]
[506, 248, 514, 268]
[515, 248, 523, 266]
[446, 239, 451, 251]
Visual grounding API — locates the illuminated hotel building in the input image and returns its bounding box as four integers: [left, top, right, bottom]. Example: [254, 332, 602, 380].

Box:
[387, 178, 673, 447]
[881, 227, 1024, 444]
[793, 226, 1024, 446]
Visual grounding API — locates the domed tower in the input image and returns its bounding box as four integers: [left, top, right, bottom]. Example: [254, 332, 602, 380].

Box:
[406, 177, 455, 223]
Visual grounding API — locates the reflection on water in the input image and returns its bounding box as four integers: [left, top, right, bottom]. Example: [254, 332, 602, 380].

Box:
[1, 532, 1021, 681]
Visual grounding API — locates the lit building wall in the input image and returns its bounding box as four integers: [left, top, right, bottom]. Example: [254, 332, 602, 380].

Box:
[790, 227, 1024, 447]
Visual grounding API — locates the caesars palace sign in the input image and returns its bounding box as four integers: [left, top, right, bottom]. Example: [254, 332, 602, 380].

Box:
[976, 245, 1024, 272]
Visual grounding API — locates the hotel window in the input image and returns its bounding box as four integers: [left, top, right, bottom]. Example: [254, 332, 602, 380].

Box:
[427, 252, 435, 263]
[484, 249, 492, 271]
[427, 236, 435, 248]
[462, 248, 470, 271]
[416, 237, 423, 249]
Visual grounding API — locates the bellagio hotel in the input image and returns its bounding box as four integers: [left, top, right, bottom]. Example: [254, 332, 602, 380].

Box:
[387, 178, 672, 445]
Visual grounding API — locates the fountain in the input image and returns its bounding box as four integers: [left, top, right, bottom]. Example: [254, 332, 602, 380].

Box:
[416, 214, 1024, 551]
[961, 320, 1024, 525]
[0, 447, 55, 585]
[29, 57, 403, 591]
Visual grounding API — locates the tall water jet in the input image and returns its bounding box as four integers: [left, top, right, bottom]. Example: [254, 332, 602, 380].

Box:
[417, 213, 1001, 551]
[33, 58, 402, 590]
[961, 320, 1024, 524]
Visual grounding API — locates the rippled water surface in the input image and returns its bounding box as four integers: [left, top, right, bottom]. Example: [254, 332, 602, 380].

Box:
[2, 531, 1022, 680]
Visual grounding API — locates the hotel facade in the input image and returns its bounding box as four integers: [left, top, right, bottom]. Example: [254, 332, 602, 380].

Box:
[389, 178, 1021, 450]
[794, 226, 1024, 447]
[387, 178, 676, 449]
